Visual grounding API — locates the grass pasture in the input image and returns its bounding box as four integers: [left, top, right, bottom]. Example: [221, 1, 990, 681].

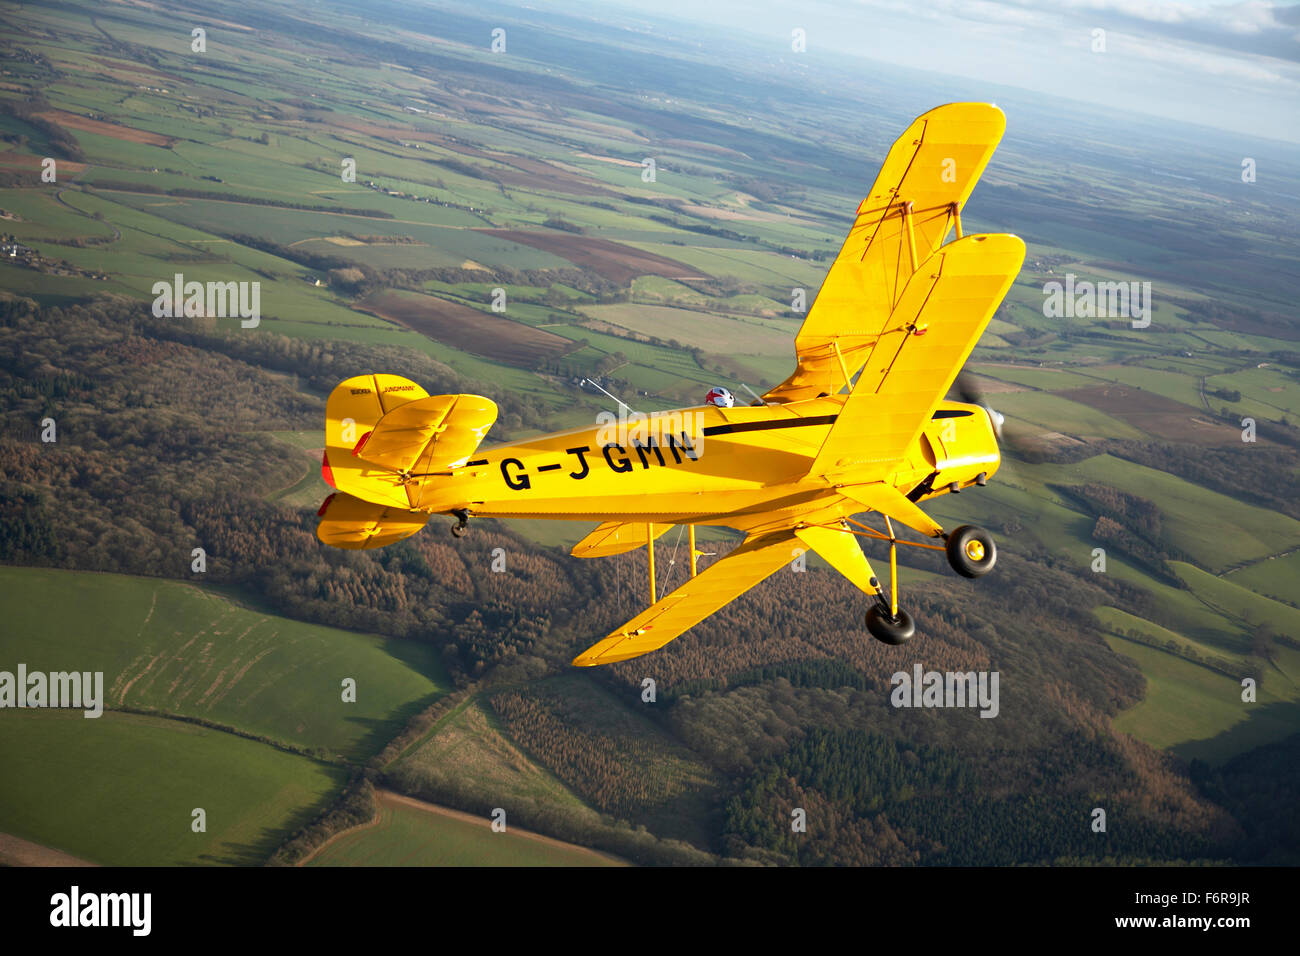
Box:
[1046, 455, 1300, 574]
[1171, 562, 1300, 636]
[305, 790, 624, 866]
[0, 709, 344, 866]
[993, 390, 1146, 440]
[1226, 550, 1300, 606]
[1103, 635, 1300, 765]
[0, 566, 448, 760]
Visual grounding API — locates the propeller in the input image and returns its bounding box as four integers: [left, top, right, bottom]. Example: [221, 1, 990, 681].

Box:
[953, 372, 1005, 442]
[951, 371, 1045, 465]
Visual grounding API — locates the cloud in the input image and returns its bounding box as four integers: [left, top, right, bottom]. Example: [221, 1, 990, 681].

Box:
[852, 0, 1299, 53]
[1051, 0, 1281, 35]
[848, 0, 1300, 71]
[1112, 30, 1292, 82]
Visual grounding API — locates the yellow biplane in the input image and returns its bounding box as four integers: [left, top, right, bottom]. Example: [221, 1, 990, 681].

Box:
[316, 103, 1023, 666]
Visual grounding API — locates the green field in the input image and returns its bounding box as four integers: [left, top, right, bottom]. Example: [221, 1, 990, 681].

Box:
[0, 709, 344, 865]
[0, 567, 448, 760]
[1103, 635, 1300, 765]
[977, 454, 1300, 575]
[1171, 562, 1300, 635]
[993, 391, 1146, 440]
[1226, 550, 1300, 605]
[306, 791, 624, 866]
[1064, 458, 1300, 573]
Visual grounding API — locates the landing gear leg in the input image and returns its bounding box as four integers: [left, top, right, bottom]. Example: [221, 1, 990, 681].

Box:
[864, 516, 916, 645]
[450, 509, 470, 538]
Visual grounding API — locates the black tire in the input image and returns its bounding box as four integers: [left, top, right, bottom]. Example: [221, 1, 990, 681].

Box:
[946, 525, 996, 578]
[866, 604, 915, 645]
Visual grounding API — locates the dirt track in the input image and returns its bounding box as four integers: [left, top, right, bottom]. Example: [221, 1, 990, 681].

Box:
[0, 832, 97, 867]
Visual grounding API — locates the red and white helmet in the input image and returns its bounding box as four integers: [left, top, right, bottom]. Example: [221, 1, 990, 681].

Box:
[705, 386, 734, 408]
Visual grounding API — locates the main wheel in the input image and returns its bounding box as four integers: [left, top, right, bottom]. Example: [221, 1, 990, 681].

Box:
[866, 604, 915, 645]
[946, 525, 996, 578]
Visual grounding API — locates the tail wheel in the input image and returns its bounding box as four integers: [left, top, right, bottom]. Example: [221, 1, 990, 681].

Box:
[946, 525, 997, 578]
[866, 604, 915, 645]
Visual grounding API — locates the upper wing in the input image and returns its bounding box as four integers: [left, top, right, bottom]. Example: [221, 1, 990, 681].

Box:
[765, 103, 1006, 404]
[571, 521, 670, 559]
[810, 232, 1025, 482]
[572, 529, 798, 666]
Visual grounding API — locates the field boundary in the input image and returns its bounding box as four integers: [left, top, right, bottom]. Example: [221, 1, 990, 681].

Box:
[298, 789, 629, 866]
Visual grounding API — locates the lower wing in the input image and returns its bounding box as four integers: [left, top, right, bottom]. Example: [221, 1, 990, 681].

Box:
[570, 521, 670, 558]
[572, 528, 800, 666]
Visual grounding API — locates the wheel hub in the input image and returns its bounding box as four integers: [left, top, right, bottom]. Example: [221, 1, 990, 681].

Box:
[964, 539, 986, 561]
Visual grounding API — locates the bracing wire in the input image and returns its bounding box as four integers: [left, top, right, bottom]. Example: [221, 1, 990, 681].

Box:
[659, 523, 687, 595]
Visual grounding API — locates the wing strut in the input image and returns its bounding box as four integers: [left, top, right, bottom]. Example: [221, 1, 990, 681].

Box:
[647, 522, 657, 603]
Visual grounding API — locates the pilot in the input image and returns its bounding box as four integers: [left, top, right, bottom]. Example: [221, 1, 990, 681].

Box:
[705, 386, 734, 408]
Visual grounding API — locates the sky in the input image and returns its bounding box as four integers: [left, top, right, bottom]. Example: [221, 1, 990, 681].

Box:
[559, 0, 1300, 144]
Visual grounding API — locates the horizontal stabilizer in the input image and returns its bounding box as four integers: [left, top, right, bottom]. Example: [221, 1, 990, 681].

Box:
[316, 492, 430, 549]
[323, 373, 497, 509]
[356, 393, 498, 473]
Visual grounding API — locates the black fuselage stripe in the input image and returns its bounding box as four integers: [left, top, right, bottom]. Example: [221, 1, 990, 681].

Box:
[701, 406, 969, 438]
[703, 414, 838, 436]
[467, 407, 962, 461]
